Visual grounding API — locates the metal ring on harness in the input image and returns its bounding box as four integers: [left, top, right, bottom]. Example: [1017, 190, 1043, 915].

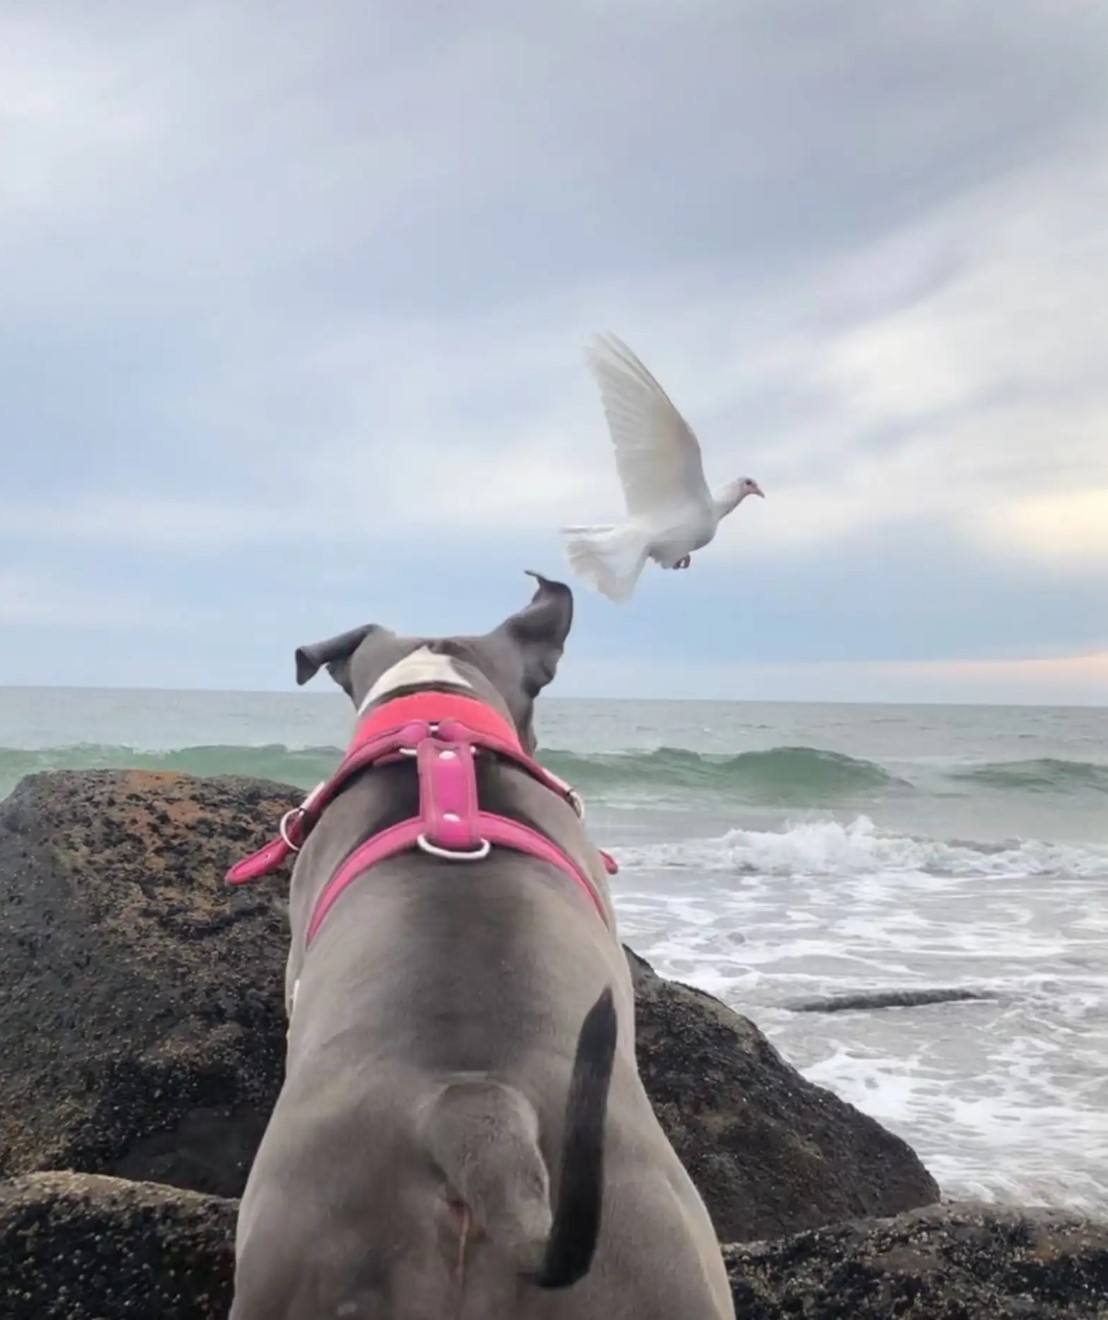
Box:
[279, 808, 304, 853]
[416, 834, 492, 862]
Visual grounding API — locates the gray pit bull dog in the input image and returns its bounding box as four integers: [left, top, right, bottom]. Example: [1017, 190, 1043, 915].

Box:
[230, 573, 734, 1319]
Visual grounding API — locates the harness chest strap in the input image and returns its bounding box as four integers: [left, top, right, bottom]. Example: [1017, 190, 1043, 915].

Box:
[225, 691, 618, 942]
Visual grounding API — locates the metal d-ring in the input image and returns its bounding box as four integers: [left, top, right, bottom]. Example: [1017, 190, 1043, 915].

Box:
[279, 808, 304, 853]
[416, 834, 492, 862]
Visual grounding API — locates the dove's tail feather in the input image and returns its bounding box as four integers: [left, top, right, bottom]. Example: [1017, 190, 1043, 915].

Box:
[561, 523, 649, 602]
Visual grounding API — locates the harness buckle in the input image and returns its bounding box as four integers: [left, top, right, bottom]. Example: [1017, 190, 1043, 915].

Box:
[416, 834, 492, 862]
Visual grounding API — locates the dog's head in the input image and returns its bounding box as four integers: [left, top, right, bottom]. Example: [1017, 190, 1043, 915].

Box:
[293, 572, 573, 754]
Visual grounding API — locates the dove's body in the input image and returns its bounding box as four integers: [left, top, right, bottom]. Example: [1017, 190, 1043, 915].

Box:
[561, 335, 763, 601]
[650, 499, 732, 566]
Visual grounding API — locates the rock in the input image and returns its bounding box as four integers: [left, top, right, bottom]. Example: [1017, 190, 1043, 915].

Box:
[789, 988, 994, 1013]
[0, 1171, 235, 1320]
[2, 1178, 1103, 1320]
[724, 1202, 1108, 1318]
[628, 948, 940, 1240]
[0, 770, 298, 1197]
[0, 769, 938, 1243]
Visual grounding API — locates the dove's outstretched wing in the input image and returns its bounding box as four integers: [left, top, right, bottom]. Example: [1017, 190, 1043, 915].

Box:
[585, 334, 712, 521]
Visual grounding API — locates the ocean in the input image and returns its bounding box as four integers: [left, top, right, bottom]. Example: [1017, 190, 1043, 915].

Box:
[2, 686, 1106, 1215]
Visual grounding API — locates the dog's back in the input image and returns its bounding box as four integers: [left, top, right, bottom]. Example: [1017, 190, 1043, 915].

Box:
[421, 986, 616, 1290]
[233, 984, 618, 1318]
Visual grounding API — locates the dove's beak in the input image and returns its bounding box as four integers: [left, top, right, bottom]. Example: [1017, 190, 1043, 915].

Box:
[751, 482, 765, 498]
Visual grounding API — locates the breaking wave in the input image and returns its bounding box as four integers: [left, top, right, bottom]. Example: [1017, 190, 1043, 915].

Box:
[615, 815, 1108, 879]
[1, 743, 1105, 807]
[543, 745, 906, 801]
[949, 757, 1108, 795]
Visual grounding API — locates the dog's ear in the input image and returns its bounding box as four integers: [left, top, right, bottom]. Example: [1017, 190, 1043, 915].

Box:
[294, 624, 377, 697]
[498, 571, 574, 697]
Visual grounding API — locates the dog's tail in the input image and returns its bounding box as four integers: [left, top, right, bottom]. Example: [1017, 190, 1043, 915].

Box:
[423, 987, 617, 1291]
[560, 523, 649, 602]
[533, 986, 618, 1288]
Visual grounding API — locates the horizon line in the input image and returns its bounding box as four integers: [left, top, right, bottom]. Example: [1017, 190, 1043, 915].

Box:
[0, 682, 1104, 712]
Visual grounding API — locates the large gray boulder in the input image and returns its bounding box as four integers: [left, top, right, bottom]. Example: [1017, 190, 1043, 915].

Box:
[725, 1203, 1108, 1318]
[0, 1172, 235, 1320]
[0, 770, 298, 1197]
[1, 1177, 1103, 1320]
[0, 769, 937, 1242]
[628, 948, 939, 1239]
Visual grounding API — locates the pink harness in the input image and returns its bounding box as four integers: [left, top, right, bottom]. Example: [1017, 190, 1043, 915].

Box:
[226, 691, 616, 944]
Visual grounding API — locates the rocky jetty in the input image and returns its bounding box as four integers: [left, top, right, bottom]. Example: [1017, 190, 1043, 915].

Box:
[0, 768, 1104, 1318]
[1, 1177, 1102, 1320]
[0, 771, 298, 1197]
[725, 1203, 1108, 1318]
[0, 769, 937, 1240]
[0, 1172, 236, 1320]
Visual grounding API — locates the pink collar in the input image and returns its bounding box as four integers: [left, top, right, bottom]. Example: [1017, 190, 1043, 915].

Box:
[226, 690, 616, 944]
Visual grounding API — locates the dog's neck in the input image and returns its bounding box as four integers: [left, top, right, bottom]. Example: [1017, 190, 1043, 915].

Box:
[347, 689, 524, 763]
[357, 645, 475, 714]
[290, 680, 612, 946]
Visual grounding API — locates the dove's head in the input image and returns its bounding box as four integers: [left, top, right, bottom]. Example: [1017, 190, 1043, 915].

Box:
[290, 572, 573, 755]
[717, 476, 765, 515]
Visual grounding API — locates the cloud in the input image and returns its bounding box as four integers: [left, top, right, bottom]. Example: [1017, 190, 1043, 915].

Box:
[976, 489, 1108, 567]
[1, 1, 1106, 696]
[560, 650, 1108, 707]
[7, 144, 1104, 575]
[0, 570, 196, 631]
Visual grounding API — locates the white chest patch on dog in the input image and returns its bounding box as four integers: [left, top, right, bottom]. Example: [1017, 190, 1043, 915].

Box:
[359, 645, 473, 712]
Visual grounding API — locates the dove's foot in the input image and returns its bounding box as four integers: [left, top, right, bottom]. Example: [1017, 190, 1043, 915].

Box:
[674, 555, 692, 570]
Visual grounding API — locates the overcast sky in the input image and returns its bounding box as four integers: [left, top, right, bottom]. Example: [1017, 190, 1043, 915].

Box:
[2, 1, 1106, 702]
